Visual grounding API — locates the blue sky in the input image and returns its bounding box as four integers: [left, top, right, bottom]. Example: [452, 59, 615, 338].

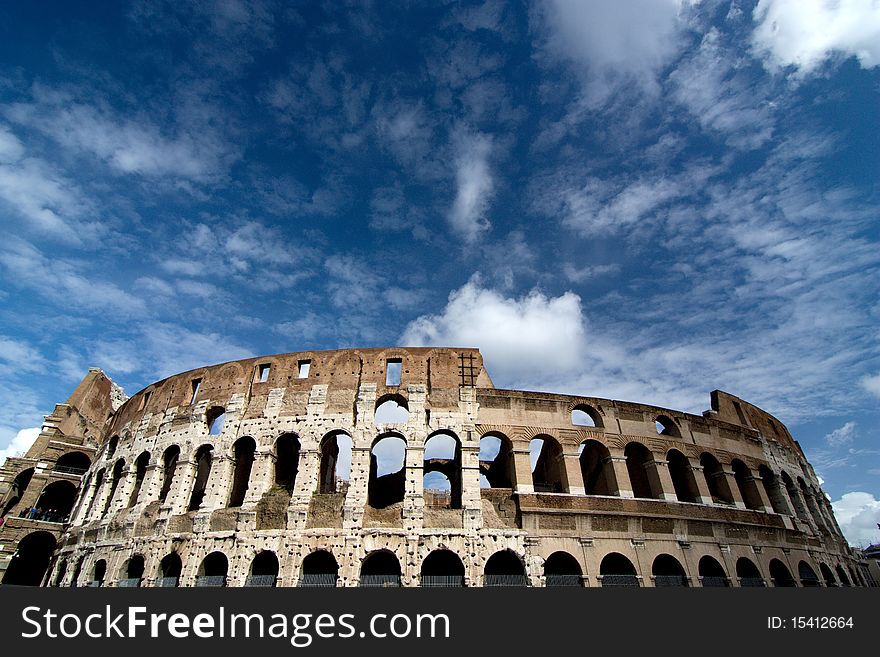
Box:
[0, 1, 878, 544]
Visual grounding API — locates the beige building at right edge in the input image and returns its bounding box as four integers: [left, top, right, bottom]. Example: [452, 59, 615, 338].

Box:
[0, 348, 870, 588]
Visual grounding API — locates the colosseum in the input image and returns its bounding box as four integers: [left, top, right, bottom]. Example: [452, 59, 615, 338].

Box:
[0, 347, 869, 588]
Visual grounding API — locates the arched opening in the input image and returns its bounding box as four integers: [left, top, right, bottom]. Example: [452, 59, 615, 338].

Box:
[275, 433, 301, 493]
[484, 549, 528, 587]
[798, 560, 821, 587]
[206, 407, 226, 435]
[318, 431, 352, 494]
[732, 460, 762, 510]
[420, 550, 465, 587]
[423, 431, 461, 509]
[55, 451, 91, 475]
[299, 550, 339, 588]
[666, 449, 699, 503]
[781, 471, 809, 522]
[197, 551, 228, 587]
[84, 468, 105, 519]
[105, 436, 119, 459]
[158, 553, 182, 587]
[698, 556, 729, 587]
[228, 437, 256, 507]
[188, 445, 213, 511]
[736, 557, 764, 587]
[91, 559, 107, 588]
[655, 415, 680, 437]
[599, 552, 639, 587]
[102, 459, 126, 514]
[571, 404, 602, 428]
[848, 565, 860, 587]
[368, 434, 406, 509]
[758, 465, 790, 515]
[360, 550, 402, 587]
[799, 477, 827, 532]
[119, 555, 145, 587]
[159, 445, 180, 503]
[625, 442, 660, 499]
[579, 440, 616, 495]
[33, 480, 77, 522]
[1, 468, 34, 518]
[374, 395, 409, 425]
[769, 559, 795, 587]
[835, 564, 851, 586]
[700, 453, 733, 505]
[652, 554, 688, 587]
[0, 531, 56, 586]
[819, 562, 837, 587]
[247, 551, 279, 587]
[543, 551, 583, 587]
[479, 433, 513, 488]
[128, 452, 150, 507]
[531, 435, 567, 493]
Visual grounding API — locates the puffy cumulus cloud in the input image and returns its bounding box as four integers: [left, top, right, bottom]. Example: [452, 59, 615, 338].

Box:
[537, 0, 694, 103]
[401, 277, 587, 383]
[751, 0, 880, 76]
[824, 421, 857, 448]
[831, 491, 880, 546]
[860, 373, 880, 398]
[0, 426, 40, 465]
[448, 131, 494, 243]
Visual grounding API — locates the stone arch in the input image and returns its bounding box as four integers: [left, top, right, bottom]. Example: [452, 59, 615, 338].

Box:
[55, 451, 91, 474]
[758, 465, 790, 515]
[599, 552, 639, 587]
[188, 444, 214, 511]
[91, 558, 107, 587]
[731, 459, 763, 510]
[228, 436, 256, 507]
[798, 560, 821, 587]
[769, 558, 796, 587]
[531, 434, 567, 493]
[275, 433, 301, 493]
[652, 554, 688, 587]
[318, 431, 352, 494]
[698, 555, 729, 587]
[103, 458, 126, 514]
[247, 551, 279, 587]
[625, 442, 660, 499]
[197, 551, 228, 587]
[159, 445, 180, 503]
[0, 531, 56, 586]
[798, 476, 827, 531]
[35, 480, 77, 521]
[423, 431, 461, 509]
[374, 394, 409, 425]
[1, 467, 34, 517]
[299, 550, 339, 588]
[700, 452, 733, 505]
[368, 433, 406, 509]
[736, 557, 764, 587]
[571, 404, 602, 428]
[484, 549, 528, 587]
[158, 553, 182, 587]
[119, 554, 145, 587]
[206, 406, 226, 436]
[819, 562, 836, 587]
[835, 564, 851, 586]
[360, 549, 402, 587]
[420, 549, 465, 587]
[780, 471, 809, 521]
[579, 439, 616, 496]
[655, 415, 680, 437]
[543, 551, 583, 587]
[666, 449, 699, 503]
[128, 451, 151, 507]
[479, 432, 513, 489]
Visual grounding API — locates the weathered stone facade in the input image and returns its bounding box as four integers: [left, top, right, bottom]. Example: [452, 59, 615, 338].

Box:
[0, 348, 868, 588]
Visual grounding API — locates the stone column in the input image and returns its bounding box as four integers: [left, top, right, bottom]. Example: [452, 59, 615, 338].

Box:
[562, 452, 585, 495]
[749, 474, 774, 513]
[721, 468, 747, 509]
[459, 443, 482, 530]
[511, 448, 534, 494]
[607, 452, 633, 498]
[166, 457, 197, 515]
[203, 454, 233, 511]
[138, 460, 162, 505]
[243, 448, 274, 505]
[404, 444, 425, 531]
[689, 462, 714, 505]
[649, 459, 678, 501]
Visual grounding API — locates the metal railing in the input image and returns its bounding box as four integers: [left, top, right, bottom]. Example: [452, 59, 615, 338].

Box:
[599, 574, 640, 587]
[53, 465, 88, 475]
[117, 578, 142, 588]
[484, 574, 528, 587]
[545, 574, 582, 587]
[245, 574, 277, 587]
[298, 573, 338, 588]
[739, 577, 766, 587]
[653, 575, 689, 587]
[359, 575, 401, 587]
[700, 576, 729, 587]
[195, 575, 226, 588]
[420, 575, 464, 587]
[156, 577, 179, 588]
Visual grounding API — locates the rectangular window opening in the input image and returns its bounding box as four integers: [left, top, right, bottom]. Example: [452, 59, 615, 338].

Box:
[190, 379, 202, 405]
[386, 359, 402, 386]
[256, 363, 271, 383]
[298, 360, 311, 379]
[138, 391, 152, 411]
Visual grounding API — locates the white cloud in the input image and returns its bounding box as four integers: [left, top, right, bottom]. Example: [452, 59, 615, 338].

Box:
[448, 131, 494, 242]
[0, 426, 40, 466]
[751, 0, 880, 76]
[860, 373, 880, 398]
[831, 491, 880, 546]
[402, 277, 588, 383]
[824, 421, 857, 448]
[0, 336, 46, 374]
